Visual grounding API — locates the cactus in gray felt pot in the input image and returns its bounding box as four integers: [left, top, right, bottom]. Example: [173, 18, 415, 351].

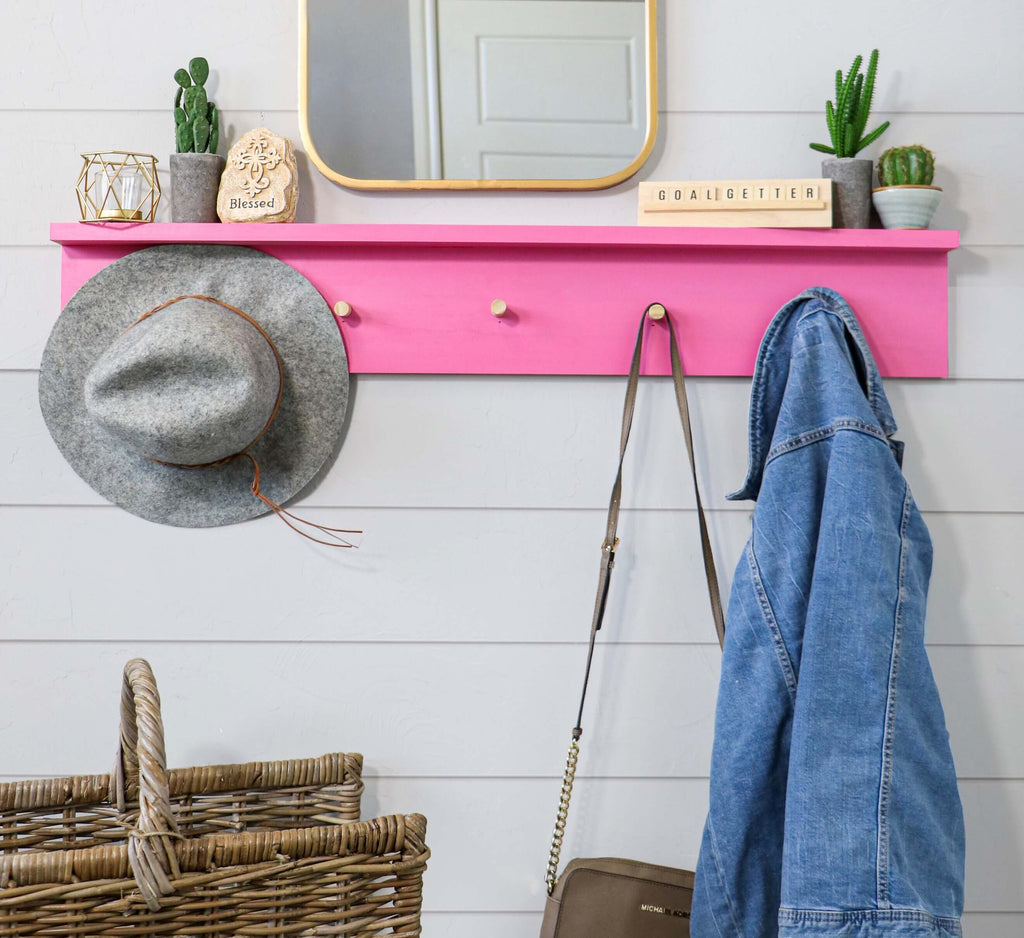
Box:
[810, 49, 889, 159]
[174, 57, 219, 154]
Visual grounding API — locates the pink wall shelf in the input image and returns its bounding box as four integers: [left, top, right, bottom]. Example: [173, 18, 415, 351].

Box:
[51, 223, 958, 377]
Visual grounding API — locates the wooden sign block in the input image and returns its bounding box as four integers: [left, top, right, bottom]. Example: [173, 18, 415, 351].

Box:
[638, 179, 833, 228]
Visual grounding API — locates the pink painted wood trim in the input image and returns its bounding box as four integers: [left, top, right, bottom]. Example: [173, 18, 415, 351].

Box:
[51, 222, 959, 252]
[51, 224, 956, 378]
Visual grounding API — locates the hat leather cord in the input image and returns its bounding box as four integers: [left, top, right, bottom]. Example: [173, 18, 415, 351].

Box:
[128, 295, 359, 548]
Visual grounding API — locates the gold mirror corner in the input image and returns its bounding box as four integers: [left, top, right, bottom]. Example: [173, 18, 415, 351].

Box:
[298, 0, 658, 191]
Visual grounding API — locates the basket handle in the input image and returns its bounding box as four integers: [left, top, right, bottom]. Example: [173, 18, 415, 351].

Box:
[111, 658, 182, 910]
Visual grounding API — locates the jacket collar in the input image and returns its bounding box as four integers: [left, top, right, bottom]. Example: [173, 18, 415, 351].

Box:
[730, 287, 898, 502]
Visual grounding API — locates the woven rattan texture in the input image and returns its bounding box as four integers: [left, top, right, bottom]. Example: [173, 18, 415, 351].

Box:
[0, 754, 365, 853]
[0, 660, 429, 937]
[0, 814, 428, 937]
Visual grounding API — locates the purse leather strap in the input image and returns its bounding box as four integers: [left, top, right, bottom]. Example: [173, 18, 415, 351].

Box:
[545, 303, 726, 894]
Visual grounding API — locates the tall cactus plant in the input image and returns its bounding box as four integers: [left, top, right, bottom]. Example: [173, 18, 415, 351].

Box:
[877, 145, 935, 186]
[174, 57, 219, 154]
[810, 49, 889, 159]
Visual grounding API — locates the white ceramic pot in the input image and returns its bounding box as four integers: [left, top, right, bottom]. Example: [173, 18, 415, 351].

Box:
[871, 185, 942, 229]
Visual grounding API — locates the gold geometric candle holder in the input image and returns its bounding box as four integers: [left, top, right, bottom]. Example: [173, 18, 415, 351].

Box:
[76, 151, 161, 222]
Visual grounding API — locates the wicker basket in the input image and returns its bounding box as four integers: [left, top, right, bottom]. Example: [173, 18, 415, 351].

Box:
[0, 659, 429, 937]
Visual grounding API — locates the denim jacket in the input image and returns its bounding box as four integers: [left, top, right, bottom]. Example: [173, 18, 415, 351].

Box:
[690, 289, 965, 937]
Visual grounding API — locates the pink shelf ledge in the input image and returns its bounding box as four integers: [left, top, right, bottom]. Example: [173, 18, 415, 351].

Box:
[51, 223, 958, 377]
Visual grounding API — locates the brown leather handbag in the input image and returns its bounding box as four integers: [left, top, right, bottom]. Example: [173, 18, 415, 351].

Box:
[540, 305, 725, 938]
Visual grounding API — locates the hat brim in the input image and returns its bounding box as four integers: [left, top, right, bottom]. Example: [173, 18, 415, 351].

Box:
[39, 244, 349, 527]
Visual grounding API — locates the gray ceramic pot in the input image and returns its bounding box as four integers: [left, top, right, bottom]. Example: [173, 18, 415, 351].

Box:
[821, 158, 873, 228]
[169, 152, 226, 223]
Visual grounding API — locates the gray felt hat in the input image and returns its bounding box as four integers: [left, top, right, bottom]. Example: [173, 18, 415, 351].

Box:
[38, 243, 349, 527]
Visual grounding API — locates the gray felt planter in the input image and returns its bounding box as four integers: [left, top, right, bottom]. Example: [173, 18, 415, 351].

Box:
[170, 152, 226, 222]
[821, 157, 874, 229]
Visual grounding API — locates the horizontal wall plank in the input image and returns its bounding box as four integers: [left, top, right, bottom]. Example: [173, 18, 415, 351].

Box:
[0, 773, 1016, 912]
[0, 111, 299, 244]
[3, 111, 1022, 245]
[661, 0, 1023, 114]
[0, 247, 60, 369]
[418, 914, 1023, 937]
[3, 372, 1022, 513]
[948, 247, 1024, 379]
[958, 914, 1024, 935]
[4, 0, 1019, 116]
[0, 119, 658, 240]
[5, 242, 1022, 380]
[0, 0, 297, 112]
[372, 782, 1024, 913]
[0, 109, 644, 241]
[374, 777, 1024, 913]
[649, 112, 1023, 247]
[0, 505, 742, 645]
[419, 915, 541, 938]
[0, 645, 1017, 779]
[0, 507, 1017, 646]
[0, 645, 721, 779]
[925, 513, 1024, 645]
[370, 778, 708, 914]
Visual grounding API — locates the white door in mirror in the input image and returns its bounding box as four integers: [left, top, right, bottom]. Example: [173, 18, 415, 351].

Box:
[435, 0, 648, 180]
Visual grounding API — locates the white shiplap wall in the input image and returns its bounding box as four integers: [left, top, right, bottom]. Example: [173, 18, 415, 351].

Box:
[1, 2, 1021, 935]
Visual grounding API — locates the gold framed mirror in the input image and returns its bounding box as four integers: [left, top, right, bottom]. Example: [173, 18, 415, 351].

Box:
[299, 0, 658, 190]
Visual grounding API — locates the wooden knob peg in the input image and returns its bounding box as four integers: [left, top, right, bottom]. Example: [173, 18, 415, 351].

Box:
[491, 299, 508, 317]
[647, 302, 667, 321]
[333, 300, 353, 318]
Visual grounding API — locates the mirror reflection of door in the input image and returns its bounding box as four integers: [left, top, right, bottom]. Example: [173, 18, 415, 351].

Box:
[425, 0, 648, 179]
[303, 0, 650, 184]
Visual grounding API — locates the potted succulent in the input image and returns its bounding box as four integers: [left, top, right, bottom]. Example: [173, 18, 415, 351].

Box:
[810, 49, 889, 228]
[872, 145, 942, 228]
[169, 57, 224, 222]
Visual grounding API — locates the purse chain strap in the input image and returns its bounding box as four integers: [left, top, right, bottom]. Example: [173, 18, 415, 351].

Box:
[545, 304, 726, 894]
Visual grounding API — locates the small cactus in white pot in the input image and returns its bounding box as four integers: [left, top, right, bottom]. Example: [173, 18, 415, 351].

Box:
[872, 145, 942, 229]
